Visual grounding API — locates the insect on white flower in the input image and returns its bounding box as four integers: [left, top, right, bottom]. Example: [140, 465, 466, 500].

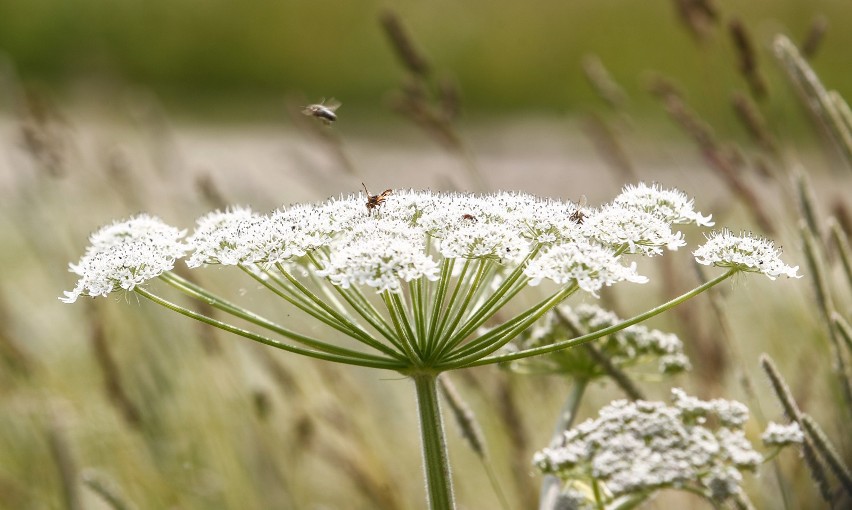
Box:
[362, 182, 393, 213]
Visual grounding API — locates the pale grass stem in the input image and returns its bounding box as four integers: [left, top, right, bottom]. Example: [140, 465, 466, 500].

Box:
[800, 415, 852, 497]
[800, 15, 828, 59]
[774, 35, 852, 171]
[728, 18, 767, 99]
[827, 218, 852, 290]
[800, 223, 852, 413]
[47, 412, 82, 510]
[81, 469, 136, 510]
[380, 8, 486, 191]
[552, 306, 645, 400]
[650, 77, 775, 233]
[760, 354, 835, 502]
[87, 302, 144, 429]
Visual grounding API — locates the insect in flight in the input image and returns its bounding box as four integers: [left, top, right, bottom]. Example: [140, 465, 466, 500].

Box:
[362, 183, 392, 213]
[302, 98, 341, 124]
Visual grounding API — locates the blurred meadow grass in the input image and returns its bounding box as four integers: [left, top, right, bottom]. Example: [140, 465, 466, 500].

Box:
[1, 0, 851, 126]
[0, 1, 851, 509]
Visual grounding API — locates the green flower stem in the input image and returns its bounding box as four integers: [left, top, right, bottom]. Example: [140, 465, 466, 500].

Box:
[382, 292, 421, 363]
[259, 266, 338, 318]
[412, 373, 456, 510]
[440, 251, 539, 352]
[302, 253, 402, 348]
[331, 284, 405, 352]
[432, 259, 490, 359]
[446, 265, 523, 340]
[432, 258, 473, 346]
[274, 262, 376, 333]
[457, 268, 738, 369]
[410, 279, 427, 352]
[135, 287, 406, 370]
[252, 266, 405, 360]
[257, 266, 330, 314]
[592, 479, 604, 509]
[610, 494, 650, 510]
[391, 291, 419, 355]
[465, 262, 499, 312]
[161, 272, 365, 357]
[426, 258, 455, 342]
[305, 253, 398, 337]
[243, 267, 353, 333]
[438, 277, 562, 362]
[539, 378, 587, 509]
[307, 268, 350, 316]
[441, 284, 578, 368]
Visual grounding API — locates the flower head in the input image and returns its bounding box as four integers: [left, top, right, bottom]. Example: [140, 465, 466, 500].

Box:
[513, 303, 690, 377]
[523, 241, 648, 296]
[614, 182, 714, 226]
[761, 422, 804, 447]
[176, 188, 670, 295]
[693, 230, 800, 279]
[534, 389, 762, 504]
[61, 215, 186, 303]
[185, 207, 268, 267]
[581, 205, 686, 256]
[315, 218, 440, 293]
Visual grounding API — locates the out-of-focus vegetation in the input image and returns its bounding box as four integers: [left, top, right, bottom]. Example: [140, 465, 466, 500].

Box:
[0, 1, 851, 509]
[0, 0, 850, 125]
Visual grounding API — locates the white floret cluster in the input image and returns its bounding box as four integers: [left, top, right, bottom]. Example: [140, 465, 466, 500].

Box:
[613, 182, 715, 226]
[60, 214, 187, 303]
[516, 303, 691, 376]
[533, 388, 763, 504]
[761, 421, 804, 447]
[694, 230, 801, 279]
[67, 184, 788, 301]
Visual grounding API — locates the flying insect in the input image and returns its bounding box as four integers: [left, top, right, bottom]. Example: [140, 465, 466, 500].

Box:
[302, 98, 341, 124]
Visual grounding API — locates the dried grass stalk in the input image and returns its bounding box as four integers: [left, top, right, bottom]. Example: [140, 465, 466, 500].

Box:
[774, 35, 852, 170]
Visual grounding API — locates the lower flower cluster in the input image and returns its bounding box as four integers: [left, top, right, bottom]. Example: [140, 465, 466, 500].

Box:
[534, 389, 764, 505]
[513, 303, 691, 377]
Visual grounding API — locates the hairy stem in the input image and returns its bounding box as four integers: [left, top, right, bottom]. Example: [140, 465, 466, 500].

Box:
[413, 373, 456, 510]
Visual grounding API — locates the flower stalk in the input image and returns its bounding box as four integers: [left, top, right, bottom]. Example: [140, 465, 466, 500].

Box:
[414, 373, 456, 510]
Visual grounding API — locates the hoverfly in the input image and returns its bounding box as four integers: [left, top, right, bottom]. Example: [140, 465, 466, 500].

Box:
[362, 183, 392, 213]
[302, 98, 341, 124]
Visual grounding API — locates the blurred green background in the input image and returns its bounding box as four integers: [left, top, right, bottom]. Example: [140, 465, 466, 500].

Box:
[1, 1, 851, 509]
[0, 0, 850, 124]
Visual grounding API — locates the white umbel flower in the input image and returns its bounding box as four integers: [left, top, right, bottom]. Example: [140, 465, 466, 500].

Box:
[61, 215, 186, 303]
[534, 389, 762, 504]
[525, 241, 648, 296]
[315, 219, 440, 293]
[614, 182, 714, 226]
[582, 205, 687, 256]
[693, 230, 801, 279]
[185, 206, 269, 267]
[761, 422, 804, 446]
[65, 184, 729, 301]
[516, 303, 691, 376]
